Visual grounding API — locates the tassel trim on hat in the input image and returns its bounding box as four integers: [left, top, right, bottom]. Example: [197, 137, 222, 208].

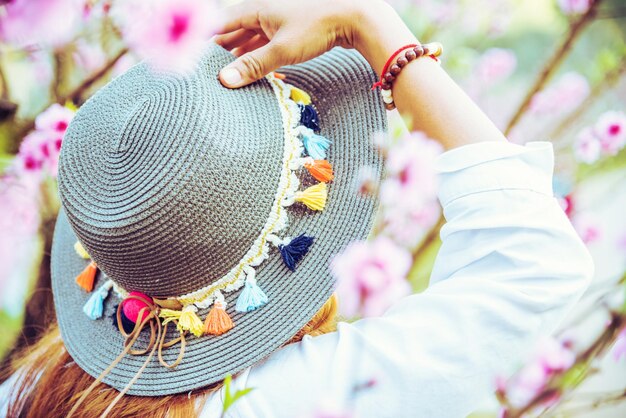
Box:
[160, 305, 204, 337]
[76, 261, 97, 292]
[293, 182, 327, 211]
[290, 87, 311, 105]
[81, 77, 328, 346]
[303, 158, 334, 182]
[282, 182, 328, 211]
[83, 280, 113, 320]
[299, 104, 321, 131]
[235, 267, 268, 312]
[74, 241, 90, 259]
[204, 292, 234, 335]
[299, 128, 332, 160]
[278, 234, 314, 271]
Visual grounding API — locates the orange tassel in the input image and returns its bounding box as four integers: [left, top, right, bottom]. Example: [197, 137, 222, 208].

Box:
[304, 159, 334, 183]
[273, 71, 286, 80]
[204, 301, 234, 336]
[76, 261, 97, 292]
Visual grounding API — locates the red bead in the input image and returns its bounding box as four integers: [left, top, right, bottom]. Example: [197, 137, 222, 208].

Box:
[414, 45, 424, 58]
[389, 64, 401, 76]
[381, 82, 391, 90]
[396, 56, 408, 68]
[405, 50, 417, 61]
[423, 44, 432, 56]
[384, 72, 395, 83]
[384, 102, 396, 111]
[122, 291, 152, 323]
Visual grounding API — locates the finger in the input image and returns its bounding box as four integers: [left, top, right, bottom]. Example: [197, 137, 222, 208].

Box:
[215, 3, 262, 34]
[214, 28, 258, 51]
[219, 40, 290, 88]
[232, 34, 269, 57]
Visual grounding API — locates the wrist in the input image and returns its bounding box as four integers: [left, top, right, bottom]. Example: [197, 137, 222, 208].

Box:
[349, 0, 418, 73]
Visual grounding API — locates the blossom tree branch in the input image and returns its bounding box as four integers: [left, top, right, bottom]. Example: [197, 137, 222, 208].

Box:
[15, 48, 128, 141]
[504, 0, 604, 136]
[551, 58, 626, 143]
[499, 274, 626, 418]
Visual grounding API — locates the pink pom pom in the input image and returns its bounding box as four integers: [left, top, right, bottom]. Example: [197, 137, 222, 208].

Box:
[122, 291, 152, 323]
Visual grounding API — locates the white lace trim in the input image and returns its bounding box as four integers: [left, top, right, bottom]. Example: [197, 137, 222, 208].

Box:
[172, 75, 304, 308]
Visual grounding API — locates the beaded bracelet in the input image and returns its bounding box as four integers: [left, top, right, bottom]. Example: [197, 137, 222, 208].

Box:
[372, 42, 443, 110]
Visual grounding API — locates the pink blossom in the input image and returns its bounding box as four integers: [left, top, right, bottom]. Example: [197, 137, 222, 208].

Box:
[35, 104, 75, 134]
[116, 0, 221, 73]
[381, 131, 442, 207]
[573, 127, 601, 164]
[529, 72, 589, 115]
[475, 48, 517, 85]
[593, 110, 626, 156]
[383, 200, 441, 248]
[507, 363, 550, 407]
[18, 104, 75, 178]
[331, 237, 412, 318]
[557, 0, 592, 15]
[0, 0, 82, 47]
[612, 327, 626, 362]
[533, 337, 576, 372]
[304, 400, 353, 418]
[501, 337, 575, 408]
[17, 131, 60, 176]
[0, 175, 41, 312]
[557, 194, 574, 218]
[379, 131, 442, 247]
[73, 40, 107, 74]
[573, 215, 601, 244]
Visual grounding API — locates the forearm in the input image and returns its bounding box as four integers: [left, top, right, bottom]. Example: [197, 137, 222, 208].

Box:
[352, 1, 507, 149]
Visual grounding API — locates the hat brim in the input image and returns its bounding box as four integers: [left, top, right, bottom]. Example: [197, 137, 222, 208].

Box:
[51, 46, 386, 396]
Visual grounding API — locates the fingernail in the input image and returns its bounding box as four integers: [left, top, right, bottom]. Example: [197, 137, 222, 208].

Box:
[221, 67, 242, 86]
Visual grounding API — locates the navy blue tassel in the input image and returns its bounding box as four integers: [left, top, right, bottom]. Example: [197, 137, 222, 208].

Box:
[299, 104, 321, 132]
[278, 234, 315, 271]
[111, 304, 135, 334]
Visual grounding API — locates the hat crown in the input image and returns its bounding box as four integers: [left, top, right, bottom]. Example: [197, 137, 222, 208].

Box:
[59, 46, 285, 297]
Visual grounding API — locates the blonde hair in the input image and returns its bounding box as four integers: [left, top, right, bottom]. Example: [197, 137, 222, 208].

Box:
[3, 294, 338, 418]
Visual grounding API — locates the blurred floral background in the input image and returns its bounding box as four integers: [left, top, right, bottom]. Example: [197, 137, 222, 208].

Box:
[0, 0, 624, 416]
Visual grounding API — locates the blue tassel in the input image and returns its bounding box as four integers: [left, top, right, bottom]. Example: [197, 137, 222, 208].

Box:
[299, 104, 321, 131]
[235, 279, 268, 313]
[279, 234, 314, 271]
[302, 132, 332, 160]
[83, 283, 111, 320]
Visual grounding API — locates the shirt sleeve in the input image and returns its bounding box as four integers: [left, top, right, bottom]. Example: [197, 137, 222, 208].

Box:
[206, 141, 594, 418]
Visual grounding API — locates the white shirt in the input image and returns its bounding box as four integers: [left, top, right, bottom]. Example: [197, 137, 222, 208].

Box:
[0, 141, 594, 418]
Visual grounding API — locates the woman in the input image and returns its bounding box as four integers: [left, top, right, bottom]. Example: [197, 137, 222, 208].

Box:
[1, 0, 593, 417]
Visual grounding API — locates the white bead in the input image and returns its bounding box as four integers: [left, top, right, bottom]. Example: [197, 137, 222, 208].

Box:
[382, 95, 394, 104]
[381, 89, 392, 98]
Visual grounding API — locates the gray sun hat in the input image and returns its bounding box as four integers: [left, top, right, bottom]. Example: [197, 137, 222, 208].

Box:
[51, 43, 385, 396]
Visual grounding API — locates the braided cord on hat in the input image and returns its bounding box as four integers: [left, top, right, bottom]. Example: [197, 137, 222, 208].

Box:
[174, 75, 304, 308]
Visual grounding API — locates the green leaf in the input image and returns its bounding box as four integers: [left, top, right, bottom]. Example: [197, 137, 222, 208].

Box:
[221, 373, 255, 417]
[231, 387, 255, 405]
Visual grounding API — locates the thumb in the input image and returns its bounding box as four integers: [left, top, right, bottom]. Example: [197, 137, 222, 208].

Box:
[219, 42, 287, 88]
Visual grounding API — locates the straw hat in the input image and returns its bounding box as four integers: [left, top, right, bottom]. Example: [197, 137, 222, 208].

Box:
[52, 43, 385, 395]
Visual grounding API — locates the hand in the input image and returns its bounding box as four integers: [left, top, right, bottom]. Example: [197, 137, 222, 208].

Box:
[215, 0, 506, 150]
[214, 0, 402, 88]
